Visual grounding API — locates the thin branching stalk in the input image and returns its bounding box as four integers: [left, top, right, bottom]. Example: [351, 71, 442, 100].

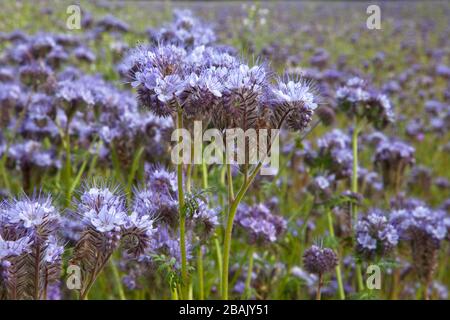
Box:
[222, 162, 263, 299]
[227, 164, 234, 204]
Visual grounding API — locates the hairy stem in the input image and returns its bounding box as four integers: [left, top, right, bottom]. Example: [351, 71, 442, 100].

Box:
[222, 162, 262, 299]
[351, 121, 364, 292]
[176, 109, 188, 299]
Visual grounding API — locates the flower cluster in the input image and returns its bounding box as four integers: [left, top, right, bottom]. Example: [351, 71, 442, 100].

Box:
[126, 11, 319, 135]
[355, 209, 399, 259]
[374, 139, 415, 192]
[148, 9, 216, 48]
[235, 203, 287, 245]
[336, 77, 395, 129]
[302, 245, 338, 276]
[0, 194, 62, 299]
[390, 206, 448, 283]
[307, 129, 353, 179]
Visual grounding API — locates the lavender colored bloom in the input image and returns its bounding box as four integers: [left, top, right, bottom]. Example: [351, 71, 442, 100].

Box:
[312, 129, 353, 179]
[355, 209, 399, 259]
[43, 236, 64, 264]
[78, 184, 127, 233]
[74, 46, 96, 63]
[337, 77, 395, 129]
[150, 9, 216, 48]
[390, 206, 447, 283]
[0, 235, 31, 259]
[97, 14, 129, 33]
[374, 139, 415, 191]
[19, 62, 52, 87]
[269, 76, 319, 131]
[3, 194, 59, 230]
[235, 203, 286, 245]
[46, 281, 61, 300]
[303, 245, 338, 276]
[188, 198, 219, 241]
[290, 266, 318, 287]
[154, 74, 186, 103]
[56, 77, 95, 108]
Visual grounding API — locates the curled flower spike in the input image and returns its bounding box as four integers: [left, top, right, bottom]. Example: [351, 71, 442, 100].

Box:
[390, 206, 447, 290]
[270, 77, 319, 131]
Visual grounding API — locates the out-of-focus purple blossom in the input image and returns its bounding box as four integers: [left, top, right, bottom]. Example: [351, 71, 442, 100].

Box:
[390, 206, 447, 283]
[374, 139, 415, 191]
[355, 209, 398, 259]
[303, 245, 338, 276]
[235, 203, 286, 245]
[336, 77, 395, 129]
[96, 14, 130, 33]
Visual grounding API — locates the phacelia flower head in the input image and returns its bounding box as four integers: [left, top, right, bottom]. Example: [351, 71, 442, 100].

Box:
[235, 203, 286, 245]
[270, 76, 319, 132]
[337, 77, 395, 129]
[77, 182, 127, 234]
[303, 245, 338, 276]
[390, 206, 448, 283]
[355, 209, 399, 260]
[0, 235, 31, 259]
[3, 194, 59, 231]
[374, 139, 415, 192]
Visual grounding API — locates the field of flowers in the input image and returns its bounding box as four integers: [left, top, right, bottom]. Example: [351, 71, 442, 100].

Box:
[0, 1, 449, 301]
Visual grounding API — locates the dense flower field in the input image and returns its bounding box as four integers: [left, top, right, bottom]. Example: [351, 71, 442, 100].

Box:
[0, 1, 449, 300]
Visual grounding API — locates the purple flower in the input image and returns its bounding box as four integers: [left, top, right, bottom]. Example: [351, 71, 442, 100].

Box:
[303, 245, 338, 275]
[0, 235, 31, 259]
[355, 209, 399, 259]
[155, 74, 185, 103]
[3, 194, 59, 230]
[374, 139, 415, 191]
[390, 206, 447, 283]
[235, 203, 286, 245]
[337, 77, 395, 129]
[77, 184, 127, 233]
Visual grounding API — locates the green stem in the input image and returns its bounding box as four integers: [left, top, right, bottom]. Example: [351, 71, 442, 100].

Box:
[227, 164, 234, 203]
[176, 110, 188, 299]
[244, 246, 255, 300]
[351, 123, 359, 222]
[326, 208, 345, 300]
[109, 259, 126, 300]
[215, 238, 223, 295]
[316, 274, 323, 300]
[197, 246, 204, 300]
[222, 162, 263, 300]
[351, 122, 364, 292]
[202, 158, 208, 189]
